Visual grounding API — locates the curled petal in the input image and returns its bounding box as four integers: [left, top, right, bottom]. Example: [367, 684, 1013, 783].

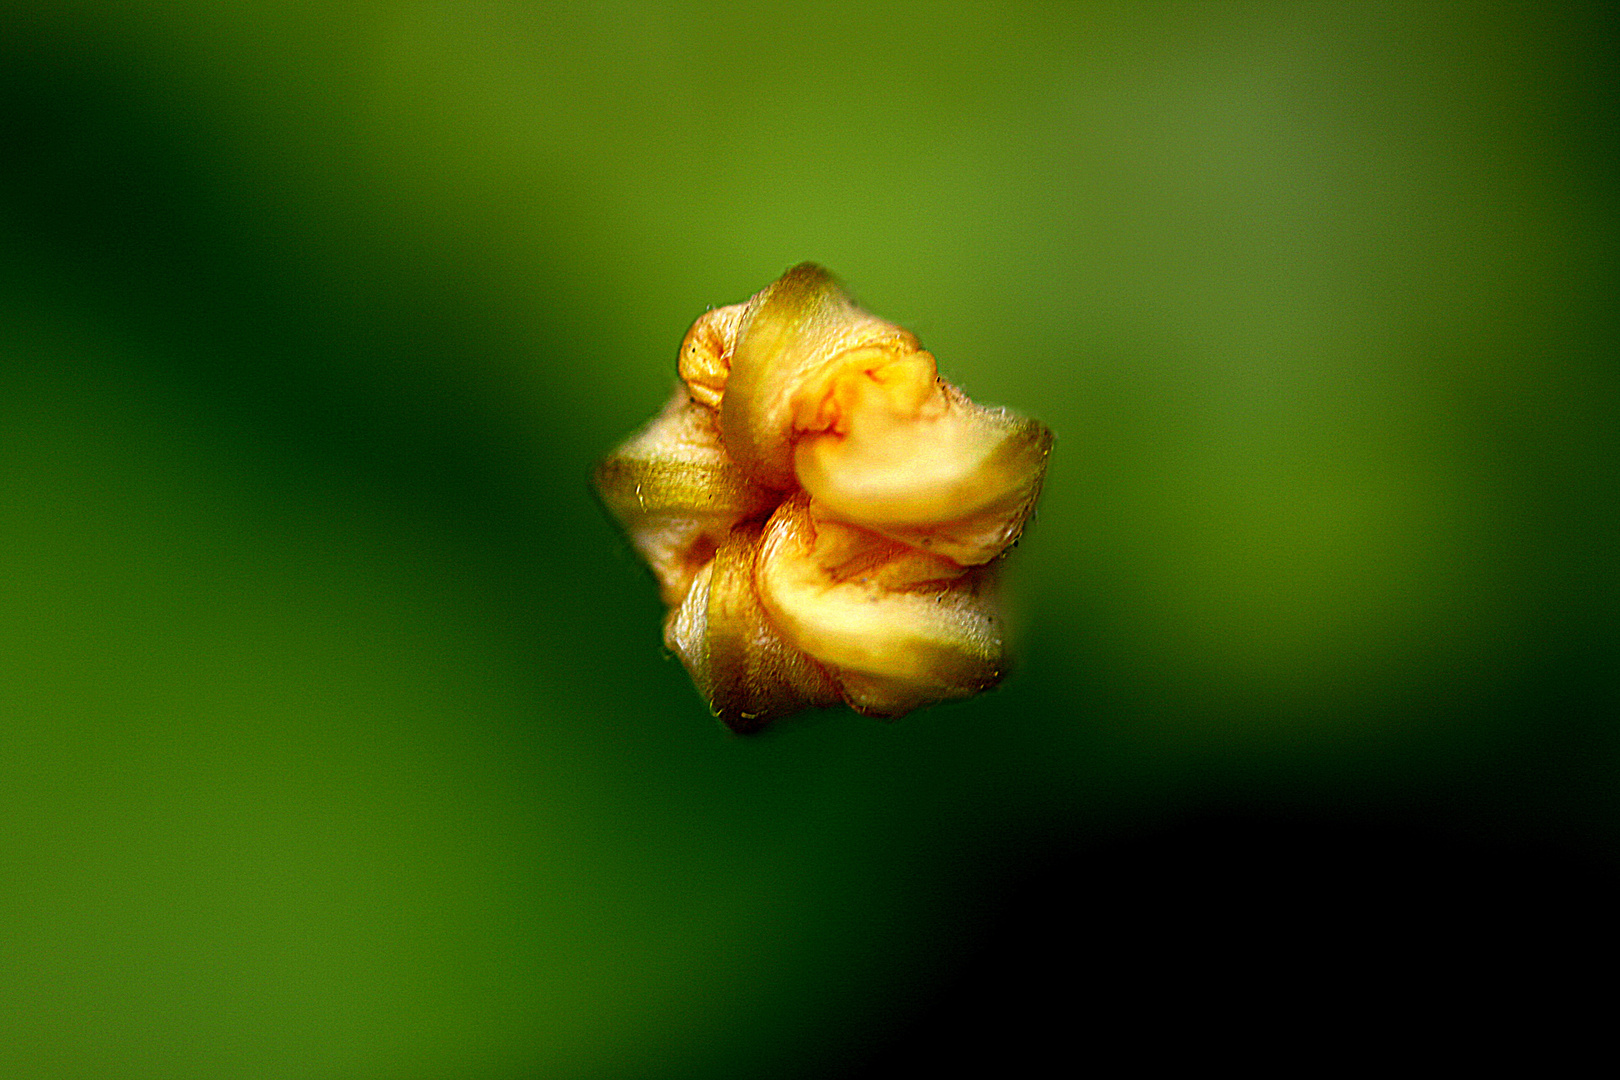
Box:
[712, 264, 1051, 564]
[795, 380, 1053, 565]
[721, 263, 920, 489]
[665, 521, 841, 731]
[755, 494, 1004, 717]
[593, 390, 776, 604]
[676, 302, 746, 411]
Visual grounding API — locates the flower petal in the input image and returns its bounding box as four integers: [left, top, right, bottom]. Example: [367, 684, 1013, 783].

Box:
[676, 302, 746, 410]
[795, 380, 1053, 566]
[721, 264, 919, 489]
[665, 520, 840, 731]
[593, 390, 776, 604]
[754, 494, 1004, 716]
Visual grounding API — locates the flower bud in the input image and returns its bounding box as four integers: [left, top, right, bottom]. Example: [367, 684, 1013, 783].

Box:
[595, 264, 1051, 730]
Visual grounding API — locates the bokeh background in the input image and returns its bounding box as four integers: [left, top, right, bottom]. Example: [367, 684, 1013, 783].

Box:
[3, 1, 1615, 1075]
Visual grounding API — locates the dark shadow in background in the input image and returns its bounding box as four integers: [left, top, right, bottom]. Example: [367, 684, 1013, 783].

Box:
[0, 20, 650, 682]
[847, 806, 1619, 1072]
[0, 24, 543, 521]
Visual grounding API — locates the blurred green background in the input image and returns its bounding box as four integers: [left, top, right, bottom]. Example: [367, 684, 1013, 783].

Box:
[2, 1, 1615, 1075]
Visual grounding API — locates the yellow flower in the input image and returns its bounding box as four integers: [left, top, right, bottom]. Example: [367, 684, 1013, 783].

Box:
[595, 264, 1052, 731]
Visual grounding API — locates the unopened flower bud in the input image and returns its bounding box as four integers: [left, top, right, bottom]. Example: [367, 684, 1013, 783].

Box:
[595, 264, 1052, 731]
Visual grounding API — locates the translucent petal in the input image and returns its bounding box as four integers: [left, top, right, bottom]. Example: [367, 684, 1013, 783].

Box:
[795, 381, 1053, 565]
[755, 494, 1004, 716]
[593, 391, 776, 604]
[721, 264, 919, 489]
[665, 521, 840, 731]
